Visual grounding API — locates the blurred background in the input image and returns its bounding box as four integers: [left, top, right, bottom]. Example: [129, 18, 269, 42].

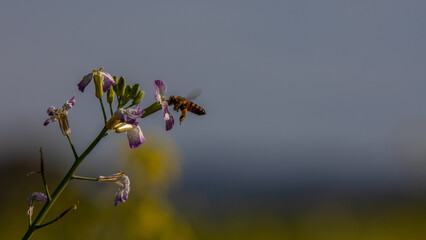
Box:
[2, 1, 426, 239]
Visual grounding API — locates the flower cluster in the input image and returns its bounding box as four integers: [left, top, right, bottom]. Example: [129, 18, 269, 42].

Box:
[25, 67, 207, 239]
[38, 68, 205, 218]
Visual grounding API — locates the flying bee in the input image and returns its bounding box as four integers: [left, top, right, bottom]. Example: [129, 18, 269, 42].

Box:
[167, 90, 206, 125]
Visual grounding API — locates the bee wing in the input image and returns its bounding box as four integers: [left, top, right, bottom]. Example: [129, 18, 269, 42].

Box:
[185, 89, 202, 101]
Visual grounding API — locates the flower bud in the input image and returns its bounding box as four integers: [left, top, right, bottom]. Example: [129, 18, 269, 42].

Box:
[107, 88, 114, 104]
[124, 85, 132, 97]
[93, 73, 104, 99]
[132, 90, 145, 105]
[131, 83, 140, 97]
[117, 76, 126, 97]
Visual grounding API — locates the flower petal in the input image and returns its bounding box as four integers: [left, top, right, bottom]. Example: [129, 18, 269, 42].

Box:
[43, 116, 56, 126]
[161, 102, 174, 131]
[161, 102, 169, 120]
[126, 125, 145, 148]
[165, 113, 174, 131]
[78, 73, 93, 92]
[101, 72, 116, 92]
[154, 80, 167, 102]
[62, 96, 76, 111]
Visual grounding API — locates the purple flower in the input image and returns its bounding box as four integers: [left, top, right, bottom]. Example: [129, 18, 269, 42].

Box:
[27, 192, 47, 216]
[43, 96, 76, 135]
[98, 172, 130, 206]
[106, 104, 146, 148]
[154, 80, 174, 131]
[78, 68, 116, 96]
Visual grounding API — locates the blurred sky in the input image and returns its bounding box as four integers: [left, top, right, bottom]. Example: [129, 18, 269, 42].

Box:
[2, 0, 426, 193]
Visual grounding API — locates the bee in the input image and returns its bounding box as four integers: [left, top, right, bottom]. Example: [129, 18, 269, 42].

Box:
[167, 91, 206, 124]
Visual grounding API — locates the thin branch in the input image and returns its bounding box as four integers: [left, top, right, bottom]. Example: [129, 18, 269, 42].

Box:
[71, 175, 99, 181]
[99, 98, 107, 124]
[109, 103, 114, 116]
[65, 135, 79, 160]
[39, 148, 51, 201]
[28, 213, 32, 229]
[35, 202, 78, 229]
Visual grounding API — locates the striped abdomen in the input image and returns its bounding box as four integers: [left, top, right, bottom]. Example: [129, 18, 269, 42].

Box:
[186, 101, 206, 115]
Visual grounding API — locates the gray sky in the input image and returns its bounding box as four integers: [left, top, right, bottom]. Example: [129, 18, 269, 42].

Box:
[2, 0, 426, 190]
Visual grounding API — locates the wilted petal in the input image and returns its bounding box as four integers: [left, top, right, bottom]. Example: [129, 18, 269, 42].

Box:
[114, 175, 130, 206]
[154, 80, 167, 102]
[28, 192, 47, 203]
[78, 73, 93, 92]
[27, 192, 47, 216]
[126, 125, 145, 148]
[46, 106, 56, 116]
[43, 116, 56, 126]
[62, 96, 76, 111]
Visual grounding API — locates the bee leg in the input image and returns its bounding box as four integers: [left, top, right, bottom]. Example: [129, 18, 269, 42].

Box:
[179, 108, 187, 125]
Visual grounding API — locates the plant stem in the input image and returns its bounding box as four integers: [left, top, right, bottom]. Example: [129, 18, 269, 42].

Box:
[35, 203, 78, 229]
[109, 103, 114, 116]
[72, 175, 99, 181]
[66, 135, 78, 161]
[99, 98, 107, 124]
[28, 214, 31, 229]
[39, 148, 51, 201]
[141, 102, 162, 119]
[21, 127, 108, 240]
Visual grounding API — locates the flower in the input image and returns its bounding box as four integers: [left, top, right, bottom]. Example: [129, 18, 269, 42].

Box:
[78, 68, 116, 98]
[43, 96, 76, 135]
[27, 192, 47, 216]
[154, 80, 174, 131]
[105, 104, 146, 148]
[98, 171, 130, 206]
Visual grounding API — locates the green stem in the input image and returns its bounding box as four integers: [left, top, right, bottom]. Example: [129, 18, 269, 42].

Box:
[28, 214, 31, 229]
[141, 102, 162, 119]
[72, 175, 99, 181]
[21, 127, 108, 240]
[35, 203, 77, 229]
[39, 148, 51, 201]
[109, 103, 114, 116]
[99, 98, 107, 124]
[65, 135, 78, 161]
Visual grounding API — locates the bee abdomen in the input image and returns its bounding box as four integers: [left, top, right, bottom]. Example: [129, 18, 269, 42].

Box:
[187, 101, 206, 115]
